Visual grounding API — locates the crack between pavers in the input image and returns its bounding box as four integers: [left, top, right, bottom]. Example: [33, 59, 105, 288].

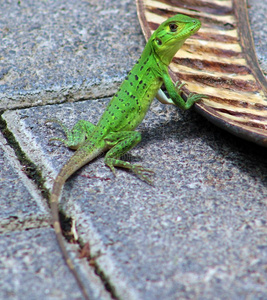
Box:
[59, 208, 120, 300]
[0, 81, 120, 111]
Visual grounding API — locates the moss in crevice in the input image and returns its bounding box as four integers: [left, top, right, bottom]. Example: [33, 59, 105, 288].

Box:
[93, 262, 120, 299]
[0, 112, 49, 200]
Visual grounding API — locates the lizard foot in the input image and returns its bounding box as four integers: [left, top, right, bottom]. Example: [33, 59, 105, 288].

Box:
[45, 118, 89, 150]
[185, 93, 208, 109]
[132, 165, 154, 185]
[45, 118, 71, 147]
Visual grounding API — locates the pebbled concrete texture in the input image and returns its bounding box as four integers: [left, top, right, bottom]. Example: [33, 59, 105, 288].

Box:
[0, 0, 143, 109]
[0, 0, 266, 299]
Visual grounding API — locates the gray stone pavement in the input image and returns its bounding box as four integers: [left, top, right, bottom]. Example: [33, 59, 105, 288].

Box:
[0, 0, 266, 300]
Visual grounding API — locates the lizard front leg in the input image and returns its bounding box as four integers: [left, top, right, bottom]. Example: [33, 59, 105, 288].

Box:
[46, 119, 96, 150]
[104, 131, 154, 184]
[162, 73, 207, 110]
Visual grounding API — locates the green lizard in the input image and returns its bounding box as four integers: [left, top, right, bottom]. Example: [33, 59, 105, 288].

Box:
[47, 14, 205, 300]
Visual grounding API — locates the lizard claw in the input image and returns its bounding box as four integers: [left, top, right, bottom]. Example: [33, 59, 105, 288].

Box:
[175, 81, 187, 96]
[132, 165, 154, 185]
[48, 137, 67, 144]
[175, 81, 186, 90]
[45, 118, 69, 134]
[106, 163, 117, 176]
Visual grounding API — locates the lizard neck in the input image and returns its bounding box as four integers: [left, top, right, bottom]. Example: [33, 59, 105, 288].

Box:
[144, 35, 186, 66]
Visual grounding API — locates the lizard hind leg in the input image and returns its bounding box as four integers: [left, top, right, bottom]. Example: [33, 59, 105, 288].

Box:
[104, 131, 154, 185]
[46, 119, 96, 150]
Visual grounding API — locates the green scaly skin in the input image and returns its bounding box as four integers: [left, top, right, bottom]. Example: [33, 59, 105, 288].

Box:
[47, 14, 206, 300]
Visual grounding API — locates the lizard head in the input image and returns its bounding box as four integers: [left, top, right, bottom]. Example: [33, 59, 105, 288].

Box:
[151, 14, 201, 65]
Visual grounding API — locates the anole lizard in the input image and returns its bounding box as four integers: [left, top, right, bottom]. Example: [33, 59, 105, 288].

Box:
[47, 14, 205, 300]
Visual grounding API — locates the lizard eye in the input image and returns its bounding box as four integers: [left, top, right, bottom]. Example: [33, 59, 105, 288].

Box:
[169, 23, 178, 32]
[155, 38, 162, 45]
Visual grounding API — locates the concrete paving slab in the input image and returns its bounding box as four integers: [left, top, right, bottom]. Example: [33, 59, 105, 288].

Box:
[0, 133, 49, 233]
[0, 227, 111, 300]
[0, 0, 143, 110]
[3, 98, 267, 299]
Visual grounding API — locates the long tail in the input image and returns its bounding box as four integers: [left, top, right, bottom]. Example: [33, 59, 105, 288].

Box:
[50, 147, 102, 300]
